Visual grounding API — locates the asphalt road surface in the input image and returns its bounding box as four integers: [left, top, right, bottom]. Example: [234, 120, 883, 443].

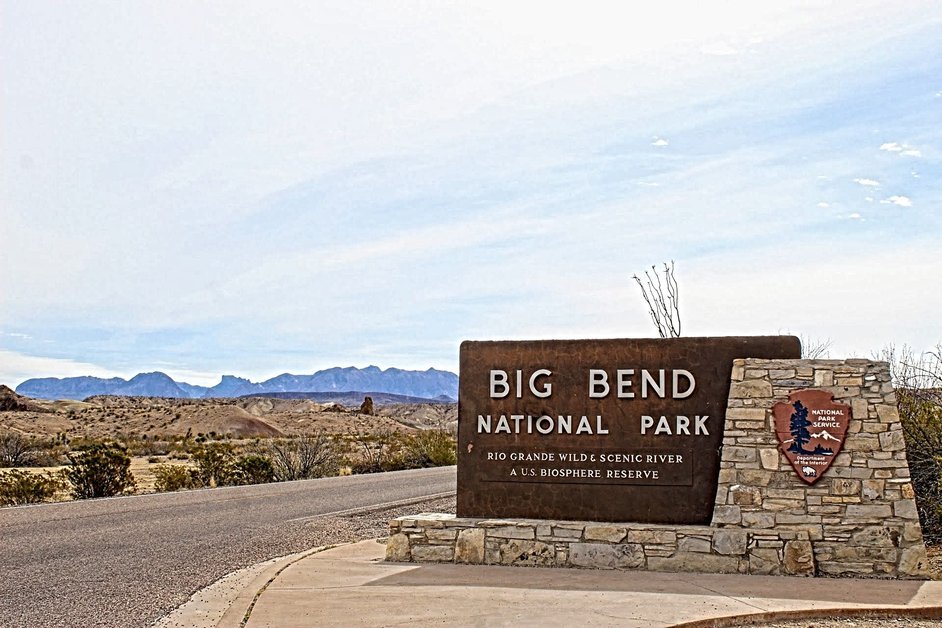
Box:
[0, 466, 456, 628]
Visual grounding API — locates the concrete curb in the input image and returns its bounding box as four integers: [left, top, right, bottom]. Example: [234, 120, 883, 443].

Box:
[672, 606, 942, 627]
[153, 546, 339, 628]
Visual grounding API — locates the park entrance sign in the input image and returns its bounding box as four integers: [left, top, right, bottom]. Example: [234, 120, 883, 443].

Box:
[457, 336, 801, 523]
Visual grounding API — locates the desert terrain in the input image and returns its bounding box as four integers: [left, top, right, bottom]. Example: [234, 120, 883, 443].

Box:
[0, 386, 456, 441]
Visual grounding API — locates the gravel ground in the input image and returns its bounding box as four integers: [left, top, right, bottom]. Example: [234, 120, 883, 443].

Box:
[753, 618, 941, 627]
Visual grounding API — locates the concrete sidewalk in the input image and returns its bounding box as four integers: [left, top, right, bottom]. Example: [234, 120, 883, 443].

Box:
[162, 540, 942, 627]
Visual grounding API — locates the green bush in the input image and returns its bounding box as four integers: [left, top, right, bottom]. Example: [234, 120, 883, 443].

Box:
[190, 443, 234, 487]
[228, 454, 276, 485]
[153, 464, 199, 492]
[402, 430, 457, 467]
[0, 469, 66, 506]
[898, 388, 942, 544]
[66, 443, 136, 499]
[885, 344, 942, 544]
[347, 430, 456, 474]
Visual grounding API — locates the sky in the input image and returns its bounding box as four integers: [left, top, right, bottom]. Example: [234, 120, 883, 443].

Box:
[1, 1, 941, 387]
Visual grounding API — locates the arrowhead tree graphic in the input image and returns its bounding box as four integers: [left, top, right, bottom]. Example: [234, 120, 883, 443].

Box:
[773, 389, 851, 485]
[788, 400, 813, 454]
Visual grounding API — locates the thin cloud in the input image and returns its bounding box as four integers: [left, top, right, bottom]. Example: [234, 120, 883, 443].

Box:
[879, 142, 921, 157]
[847, 213, 863, 220]
[701, 42, 739, 56]
[854, 178, 880, 187]
[651, 137, 669, 147]
[881, 195, 912, 207]
[0, 350, 124, 387]
[817, 202, 830, 208]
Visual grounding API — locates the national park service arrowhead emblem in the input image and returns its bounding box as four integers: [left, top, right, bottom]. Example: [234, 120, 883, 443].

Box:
[772, 389, 850, 485]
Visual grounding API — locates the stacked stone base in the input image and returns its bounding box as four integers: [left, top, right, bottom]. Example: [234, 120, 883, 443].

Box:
[387, 514, 815, 576]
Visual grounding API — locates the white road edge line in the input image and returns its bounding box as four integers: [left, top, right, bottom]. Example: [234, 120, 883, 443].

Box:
[285, 491, 456, 523]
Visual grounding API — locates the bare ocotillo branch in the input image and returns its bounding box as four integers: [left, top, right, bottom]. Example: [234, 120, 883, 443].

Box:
[632, 261, 681, 338]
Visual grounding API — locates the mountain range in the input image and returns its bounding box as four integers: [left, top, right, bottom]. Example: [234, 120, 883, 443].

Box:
[15, 366, 458, 402]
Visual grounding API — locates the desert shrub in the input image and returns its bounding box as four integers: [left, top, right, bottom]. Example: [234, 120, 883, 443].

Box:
[190, 442, 234, 487]
[228, 454, 276, 485]
[0, 469, 66, 506]
[66, 443, 136, 499]
[152, 464, 199, 492]
[882, 344, 942, 544]
[264, 433, 339, 481]
[348, 430, 399, 474]
[0, 430, 38, 467]
[898, 388, 942, 543]
[346, 430, 456, 474]
[401, 430, 457, 468]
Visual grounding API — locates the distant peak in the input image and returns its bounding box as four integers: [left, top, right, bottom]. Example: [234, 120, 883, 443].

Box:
[220, 374, 251, 384]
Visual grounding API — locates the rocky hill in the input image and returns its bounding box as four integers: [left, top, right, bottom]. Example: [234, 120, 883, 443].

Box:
[0, 385, 50, 413]
[16, 366, 458, 402]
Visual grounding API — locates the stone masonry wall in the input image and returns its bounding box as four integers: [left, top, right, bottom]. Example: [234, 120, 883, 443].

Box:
[387, 359, 930, 578]
[716, 358, 928, 577]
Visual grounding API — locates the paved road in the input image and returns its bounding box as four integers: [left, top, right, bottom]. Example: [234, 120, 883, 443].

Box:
[0, 466, 456, 628]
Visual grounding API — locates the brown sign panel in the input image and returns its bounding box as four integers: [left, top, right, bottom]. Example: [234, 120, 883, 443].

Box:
[773, 389, 850, 485]
[457, 336, 801, 524]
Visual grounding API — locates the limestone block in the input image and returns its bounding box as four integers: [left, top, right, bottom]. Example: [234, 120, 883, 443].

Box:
[455, 528, 485, 564]
[851, 527, 895, 547]
[678, 536, 712, 553]
[845, 504, 893, 519]
[875, 404, 901, 423]
[712, 505, 742, 525]
[498, 540, 555, 566]
[835, 546, 897, 562]
[846, 434, 880, 452]
[730, 380, 772, 399]
[862, 479, 884, 501]
[814, 370, 834, 386]
[647, 553, 739, 574]
[742, 512, 775, 528]
[730, 486, 762, 506]
[830, 478, 860, 496]
[901, 483, 915, 499]
[783, 540, 814, 576]
[550, 526, 583, 539]
[584, 525, 627, 543]
[722, 447, 758, 463]
[625, 529, 677, 545]
[426, 529, 457, 541]
[759, 448, 780, 470]
[739, 470, 773, 486]
[385, 533, 412, 562]
[851, 398, 869, 420]
[727, 408, 767, 421]
[570, 543, 645, 569]
[818, 561, 875, 576]
[411, 545, 454, 562]
[903, 523, 924, 543]
[894, 499, 919, 520]
[748, 548, 783, 575]
[898, 546, 930, 577]
[713, 529, 747, 556]
[879, 430, 906, 451]
[487, 526, 535, 540]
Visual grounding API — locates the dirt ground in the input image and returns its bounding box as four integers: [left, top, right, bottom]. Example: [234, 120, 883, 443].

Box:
[0, 396, 456, 441]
